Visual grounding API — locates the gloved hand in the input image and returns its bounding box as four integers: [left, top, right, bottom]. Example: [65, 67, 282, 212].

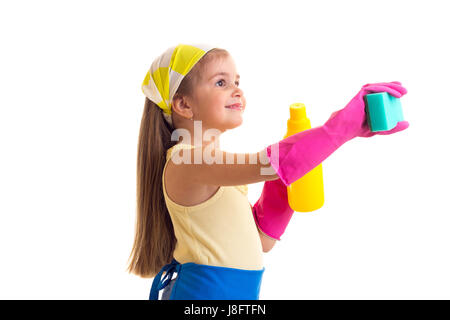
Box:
[266, 81, 409, 187]
[252, 178, 293, 241]
[323, 81, 409, 144]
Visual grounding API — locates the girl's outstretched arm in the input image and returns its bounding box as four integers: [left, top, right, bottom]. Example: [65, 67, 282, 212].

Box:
[168, 146, 279, 187]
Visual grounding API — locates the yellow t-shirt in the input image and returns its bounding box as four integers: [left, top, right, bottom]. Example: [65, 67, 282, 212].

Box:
[162, 143, 263, 270]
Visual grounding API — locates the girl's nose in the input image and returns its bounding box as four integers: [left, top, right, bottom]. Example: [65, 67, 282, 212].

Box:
[232, 84, 243, 96]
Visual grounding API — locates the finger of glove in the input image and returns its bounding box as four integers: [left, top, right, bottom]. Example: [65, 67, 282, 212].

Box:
[363, 81, 402, 88]
[384, 82, 407, 95]
[363, 85, 403, 98]
[376, 121, 410, 135]
[363, 82, 407, 95]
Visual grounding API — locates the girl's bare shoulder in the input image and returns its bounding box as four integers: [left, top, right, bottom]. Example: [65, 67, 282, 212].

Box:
[164, 157, 220, 207]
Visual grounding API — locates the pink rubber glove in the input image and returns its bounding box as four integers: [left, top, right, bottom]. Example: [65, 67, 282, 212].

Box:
[266, 81, 409, 187]
[252, 178, 293, 241]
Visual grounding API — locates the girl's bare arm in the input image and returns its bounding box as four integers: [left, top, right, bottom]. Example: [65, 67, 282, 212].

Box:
[259, 229, 277, 252]
[168, 146, 279, 187]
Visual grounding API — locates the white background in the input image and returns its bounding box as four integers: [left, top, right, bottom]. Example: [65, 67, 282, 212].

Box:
[1, 0, 449, 299]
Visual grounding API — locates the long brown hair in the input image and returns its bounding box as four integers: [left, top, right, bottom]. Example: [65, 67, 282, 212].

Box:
[127, 48, 229, 278]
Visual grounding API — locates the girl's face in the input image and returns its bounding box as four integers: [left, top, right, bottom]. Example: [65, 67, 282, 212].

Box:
[187, 54, 246, 133]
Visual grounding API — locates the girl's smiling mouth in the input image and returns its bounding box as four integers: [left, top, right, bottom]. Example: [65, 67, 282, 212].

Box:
[225, 103, 243, 110]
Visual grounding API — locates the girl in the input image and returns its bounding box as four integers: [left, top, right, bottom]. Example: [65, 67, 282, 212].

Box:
[127, 44, 409, 300]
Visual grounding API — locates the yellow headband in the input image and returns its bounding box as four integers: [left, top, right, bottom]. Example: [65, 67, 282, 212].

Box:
[142, 43, 216, 125]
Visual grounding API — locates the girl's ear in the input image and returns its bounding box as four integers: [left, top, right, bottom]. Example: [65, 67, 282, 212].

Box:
[172, 94, 194, 120]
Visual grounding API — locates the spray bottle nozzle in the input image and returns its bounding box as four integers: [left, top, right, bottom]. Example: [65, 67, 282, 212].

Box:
[289, 103, 307, 121]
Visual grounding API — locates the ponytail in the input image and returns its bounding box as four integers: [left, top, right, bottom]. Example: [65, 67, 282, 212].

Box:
[127, 98, 177, 278]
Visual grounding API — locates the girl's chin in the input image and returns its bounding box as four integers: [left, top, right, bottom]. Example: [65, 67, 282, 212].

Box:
[227, 117, 243, 128]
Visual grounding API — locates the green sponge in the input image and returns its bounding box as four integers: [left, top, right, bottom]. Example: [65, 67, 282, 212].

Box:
[364, 92, 404, 132]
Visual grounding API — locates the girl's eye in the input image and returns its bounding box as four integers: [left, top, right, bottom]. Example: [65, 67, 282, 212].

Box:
[215, 79, 240, 87]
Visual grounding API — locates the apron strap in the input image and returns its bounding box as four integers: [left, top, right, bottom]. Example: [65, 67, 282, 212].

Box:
[149, 259, 180, 300]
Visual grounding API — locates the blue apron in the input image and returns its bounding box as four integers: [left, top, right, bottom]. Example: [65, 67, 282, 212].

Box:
[149, 259, 265, 300]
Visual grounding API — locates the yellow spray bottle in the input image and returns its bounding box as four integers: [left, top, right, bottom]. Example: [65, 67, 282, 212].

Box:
[285, 103, 325, 212]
